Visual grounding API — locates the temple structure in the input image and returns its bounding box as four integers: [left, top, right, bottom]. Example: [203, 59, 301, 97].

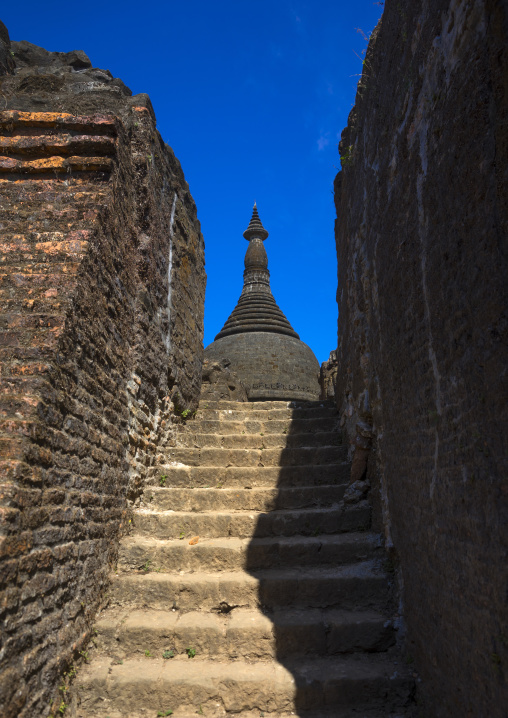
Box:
[204, 204, 320, 401]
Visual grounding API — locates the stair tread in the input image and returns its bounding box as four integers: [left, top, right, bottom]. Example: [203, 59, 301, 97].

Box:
[121, 532, 379, 550]
[134, 506, 349, 517]
[96, 606, 393, 630]
[113, 559, 383, 581]
[78, 652, 412, 684]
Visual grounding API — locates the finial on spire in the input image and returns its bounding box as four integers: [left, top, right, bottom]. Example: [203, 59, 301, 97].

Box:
[243, 202, 269, 241]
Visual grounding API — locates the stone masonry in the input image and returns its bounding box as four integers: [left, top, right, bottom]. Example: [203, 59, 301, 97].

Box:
[0, 30, 205, 717]
[334, 1, 508, 715]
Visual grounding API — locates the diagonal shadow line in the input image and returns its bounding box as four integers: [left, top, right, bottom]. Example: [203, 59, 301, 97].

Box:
[243, 399, 402, 717]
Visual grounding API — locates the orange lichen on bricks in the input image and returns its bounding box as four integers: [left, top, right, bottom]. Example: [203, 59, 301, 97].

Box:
[0, 135, 116, 155]
[0, 110, 118, 133]
[0, 155, 114, 174]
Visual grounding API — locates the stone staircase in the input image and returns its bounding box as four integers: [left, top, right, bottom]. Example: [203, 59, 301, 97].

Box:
[74, 400, 415, 717]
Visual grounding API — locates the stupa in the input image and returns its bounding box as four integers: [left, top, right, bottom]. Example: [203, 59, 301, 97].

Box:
[204, 204, 320, 401]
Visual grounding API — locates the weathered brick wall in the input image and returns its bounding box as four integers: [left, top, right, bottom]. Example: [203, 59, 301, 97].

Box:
[0, 34, 205, 717]
[335, 1, 507, 715]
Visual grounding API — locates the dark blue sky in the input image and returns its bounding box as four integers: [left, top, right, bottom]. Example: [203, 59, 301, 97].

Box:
[2, 1, 383, 363]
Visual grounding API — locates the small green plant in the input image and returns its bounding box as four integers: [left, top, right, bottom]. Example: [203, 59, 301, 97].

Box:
[160, 475, 167, 486]
[79, 650, 88, 662]
[340, 144, 355, 168]
[186, 647, 196, 659]
[59, 702, 67, 715]
[144, 649, 151, 657]
[197, 705, 203, 715]
[179, 531, 185, 540]
[182, 409, 191, 419]
[162, 650, 174, 659]
[157, 711, 173, 717]
[142, 560, 152, 573]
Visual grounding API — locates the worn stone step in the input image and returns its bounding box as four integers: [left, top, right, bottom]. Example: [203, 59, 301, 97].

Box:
[166, 445, 346, 468]
[195, 406, 339, 422]
[147, 464, 350, 488]
[175, 430, 344, 449]
[72, 708, 415, 718]
[118, 533, 381, 573]
[188, 415, 340, 435]
[109, 561, 390, 612]
[194, 402, 339, 421]
[189, 413, 339, 434]
[198, 400, 335, 411]
[75, 654, 413, 717]
[132, 504, 372, 540]
[94, 606, 395, 660]
[144, 485, 346, 512]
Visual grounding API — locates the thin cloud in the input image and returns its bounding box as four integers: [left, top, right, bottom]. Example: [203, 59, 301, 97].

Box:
[317, 132, 330, 151]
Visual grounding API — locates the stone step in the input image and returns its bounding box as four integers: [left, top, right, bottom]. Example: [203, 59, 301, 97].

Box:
[109, 561, 390, 612]
[76, 712, 416, 718]
[195, 406, 339, 422]
[132, 504, 372, 540]
[94, 606, 395, 660]
[191, 414, 339, 432]
[75, 654, 413, 717]
[144, 485, 346, 512]
[118, 533, 381, 573]
[165, 445, 346, 468]
[198, 400, 335, 411]
[175, 430, 343, 449]
[147, 464, 350, 488]
[187, 417, 340, 435]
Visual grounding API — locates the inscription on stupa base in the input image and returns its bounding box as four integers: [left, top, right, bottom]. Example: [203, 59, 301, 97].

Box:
[251, 381, 312, 393]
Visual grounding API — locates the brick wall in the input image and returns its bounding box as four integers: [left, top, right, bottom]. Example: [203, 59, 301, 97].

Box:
[335, 1, 508, 715]
[0, 36, 205, 717]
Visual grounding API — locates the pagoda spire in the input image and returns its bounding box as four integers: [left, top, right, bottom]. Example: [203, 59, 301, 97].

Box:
[243, 202, 269, 241]
[214, 203, 299, 341]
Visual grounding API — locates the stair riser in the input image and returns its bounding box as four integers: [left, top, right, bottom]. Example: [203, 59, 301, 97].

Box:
[146, 486, 345, 512]
[175, 431, 344, 449]
[189, 417, 340, 434]
[147, 464, 351, 488]
[118, 537, 380, 573]
[132, 506, 372, 540]
[110, 574, 390, 612]
[196, 407, 339, 422]
[199, 400, 334, 411]
[96, 617, 395, 660]
[166, 446, 346, 468]
[76, 667, 412, 715]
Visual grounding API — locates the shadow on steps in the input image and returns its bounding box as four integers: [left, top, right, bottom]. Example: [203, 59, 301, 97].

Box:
[243, 400, 415, 717]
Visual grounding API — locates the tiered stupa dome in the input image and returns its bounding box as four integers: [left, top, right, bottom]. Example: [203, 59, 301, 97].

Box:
[204, 204, 320, 401]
